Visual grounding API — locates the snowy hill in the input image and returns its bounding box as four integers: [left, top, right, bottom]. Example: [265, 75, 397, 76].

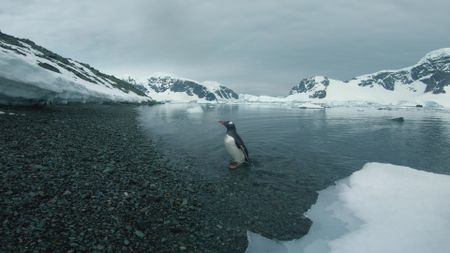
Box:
[0, 32, 151, 105]
[288, 48, 450, 107]
[131, 75, 239, 103]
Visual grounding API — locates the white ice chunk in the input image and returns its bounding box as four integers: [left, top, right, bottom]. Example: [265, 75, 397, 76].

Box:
[186, 105, 204, 114]
[246, 162, 450, 253]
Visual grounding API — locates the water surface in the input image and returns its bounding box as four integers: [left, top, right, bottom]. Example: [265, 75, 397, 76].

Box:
[136, 103, 450, 240]
[138, 103, 450, 179]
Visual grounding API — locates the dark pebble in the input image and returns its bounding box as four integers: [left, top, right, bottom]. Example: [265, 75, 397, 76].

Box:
[0, 104, 312, 253]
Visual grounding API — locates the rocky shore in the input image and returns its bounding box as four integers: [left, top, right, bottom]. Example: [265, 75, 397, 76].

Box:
[0, 105, 312, 252]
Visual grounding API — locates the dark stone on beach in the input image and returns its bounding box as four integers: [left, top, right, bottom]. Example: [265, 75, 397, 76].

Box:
[0, 104, 312, 252]
[0, 105, 244, 252]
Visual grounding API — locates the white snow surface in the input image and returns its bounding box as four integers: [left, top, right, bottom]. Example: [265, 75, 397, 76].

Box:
[0, 40, 150, 105]
[246, 162, 450, 253]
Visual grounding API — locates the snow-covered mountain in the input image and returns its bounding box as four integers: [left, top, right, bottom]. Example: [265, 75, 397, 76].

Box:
[131, 75, 239, 103]
[288, 48, 450, 107]
[0, 31, 151, 105]
[2, 30, 448, 107]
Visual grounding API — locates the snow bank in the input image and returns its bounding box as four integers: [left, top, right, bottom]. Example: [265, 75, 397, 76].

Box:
[295, 102, 325, 109]
[246, 162, 450, 253]
[0, 39, 150, 105]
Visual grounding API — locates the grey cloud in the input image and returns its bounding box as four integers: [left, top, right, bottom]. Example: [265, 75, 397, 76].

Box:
[1, 0, 450, 95]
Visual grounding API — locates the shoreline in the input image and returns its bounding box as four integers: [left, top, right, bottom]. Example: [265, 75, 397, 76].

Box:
[0, 104, 311, 252]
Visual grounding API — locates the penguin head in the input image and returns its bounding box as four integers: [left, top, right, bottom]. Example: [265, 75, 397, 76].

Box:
[218, 120, 236, 131]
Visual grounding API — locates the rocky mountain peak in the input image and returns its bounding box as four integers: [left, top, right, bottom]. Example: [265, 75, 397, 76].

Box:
[134, 74, 239, 102]
[289, 76, 330, 98]
[417, 48, 450, 65]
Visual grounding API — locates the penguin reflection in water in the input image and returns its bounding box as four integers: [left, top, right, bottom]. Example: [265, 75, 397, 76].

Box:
[218, 120, 249, 169]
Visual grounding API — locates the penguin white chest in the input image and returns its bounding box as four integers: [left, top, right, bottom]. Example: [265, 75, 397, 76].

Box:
[224, 134, 245, 163]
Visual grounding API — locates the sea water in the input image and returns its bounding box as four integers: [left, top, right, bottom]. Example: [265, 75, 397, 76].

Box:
[137, 103, 450, 251]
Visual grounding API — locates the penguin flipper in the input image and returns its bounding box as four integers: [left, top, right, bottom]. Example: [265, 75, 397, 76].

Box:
[239, 145, 249, 162]
[230, 132, 249, 162]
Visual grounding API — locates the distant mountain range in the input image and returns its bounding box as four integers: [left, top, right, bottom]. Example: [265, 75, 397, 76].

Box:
[286, 48, 450, 107]
[1, 31, 449, 107]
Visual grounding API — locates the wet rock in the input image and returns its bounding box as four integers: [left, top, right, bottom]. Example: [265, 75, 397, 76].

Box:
[391, 117, 405, 122]
[134, 230, 145, 238]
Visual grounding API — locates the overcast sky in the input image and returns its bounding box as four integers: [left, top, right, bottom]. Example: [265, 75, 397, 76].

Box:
[1, 0, 450, 95]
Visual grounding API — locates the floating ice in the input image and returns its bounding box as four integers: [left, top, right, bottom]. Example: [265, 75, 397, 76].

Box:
[294, 102, 325, 109]
[246, 162, 450, 253]
[186, 105, 204, 114]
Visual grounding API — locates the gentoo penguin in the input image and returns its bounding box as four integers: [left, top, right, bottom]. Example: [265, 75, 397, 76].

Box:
[218, 120, 249, 169]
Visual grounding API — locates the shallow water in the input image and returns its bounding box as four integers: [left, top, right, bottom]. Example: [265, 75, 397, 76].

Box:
[138, 104, 450, 183]
[136, 104, 450, 240]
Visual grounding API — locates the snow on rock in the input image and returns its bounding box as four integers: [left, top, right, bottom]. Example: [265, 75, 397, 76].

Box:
[246, 162, 450, 253]
[417, 48, 450, 66]
[132, 75, 239, 103]
[0, 32, 151, 105]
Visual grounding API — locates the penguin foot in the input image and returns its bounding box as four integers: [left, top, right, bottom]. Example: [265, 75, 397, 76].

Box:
[228, 162, 240, 169]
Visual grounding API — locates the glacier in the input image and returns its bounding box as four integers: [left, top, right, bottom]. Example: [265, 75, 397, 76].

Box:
[246, 162, 450, 253]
